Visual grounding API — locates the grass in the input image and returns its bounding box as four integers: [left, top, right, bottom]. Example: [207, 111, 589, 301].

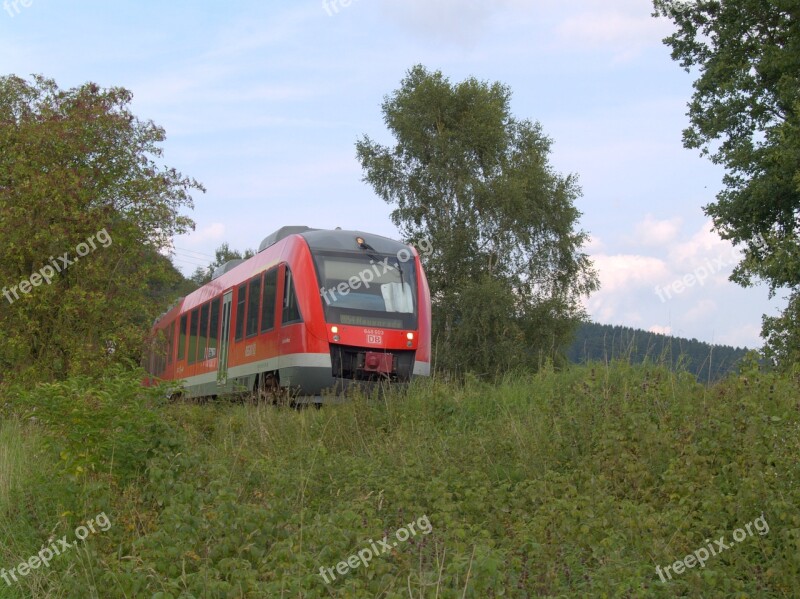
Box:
[0, 419, 29, 515]
[0, 361, 798, 597]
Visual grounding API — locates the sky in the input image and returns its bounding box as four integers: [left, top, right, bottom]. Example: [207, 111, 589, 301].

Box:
[0, 0, 785, 349]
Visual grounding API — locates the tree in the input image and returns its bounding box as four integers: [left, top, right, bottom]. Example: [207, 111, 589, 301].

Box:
[0, 75, 204, 382]
[653, 0, 800, 367]
[189, 243, 256, 286]
[356, 65, 598, 375]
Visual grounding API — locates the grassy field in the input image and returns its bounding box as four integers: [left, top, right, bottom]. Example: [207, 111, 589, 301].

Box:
[0, 361, 798, 598]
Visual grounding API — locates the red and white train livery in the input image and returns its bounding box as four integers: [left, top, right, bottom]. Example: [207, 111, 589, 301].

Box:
[146, 226, 431, 399]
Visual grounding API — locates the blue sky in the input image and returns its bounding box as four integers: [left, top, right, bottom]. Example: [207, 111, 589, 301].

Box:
[1, 0, 784, 348]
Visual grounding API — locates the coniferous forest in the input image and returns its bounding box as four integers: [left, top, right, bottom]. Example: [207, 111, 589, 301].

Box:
[566, 322, 751, 382]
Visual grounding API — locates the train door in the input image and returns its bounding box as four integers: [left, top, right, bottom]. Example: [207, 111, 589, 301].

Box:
[217, 290, 233, 386]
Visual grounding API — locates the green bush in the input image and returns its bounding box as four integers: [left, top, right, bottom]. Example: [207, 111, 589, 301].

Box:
[3, 365, 173, 484]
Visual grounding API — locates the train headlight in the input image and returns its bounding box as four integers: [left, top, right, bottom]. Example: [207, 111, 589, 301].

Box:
[331, 326, 339, 334]
[406, 332, 414, 340]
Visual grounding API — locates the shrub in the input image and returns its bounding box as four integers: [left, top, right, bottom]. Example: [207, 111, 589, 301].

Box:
[3, 365, 173, 484]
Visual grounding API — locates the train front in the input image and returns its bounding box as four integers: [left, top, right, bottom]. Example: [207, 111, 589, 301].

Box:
[304, 230, 431, 391]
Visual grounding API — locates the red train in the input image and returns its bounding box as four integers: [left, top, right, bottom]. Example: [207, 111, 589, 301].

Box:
[145, 226, 431, 400]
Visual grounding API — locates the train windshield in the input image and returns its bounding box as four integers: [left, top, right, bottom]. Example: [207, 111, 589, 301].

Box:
[313, 251, 418, 329]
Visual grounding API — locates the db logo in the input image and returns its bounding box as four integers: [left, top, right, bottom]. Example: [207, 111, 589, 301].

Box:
[366, 334, 383, 344]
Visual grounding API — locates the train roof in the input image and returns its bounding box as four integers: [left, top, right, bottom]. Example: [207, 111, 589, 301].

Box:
[156, 227, 415, 322]
[300, 228, 411, 255]
[256, 226, 410, 256]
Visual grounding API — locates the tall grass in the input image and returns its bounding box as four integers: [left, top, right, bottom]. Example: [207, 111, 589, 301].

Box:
[0, 419, 32, 515]
[0, 362, 798, 597]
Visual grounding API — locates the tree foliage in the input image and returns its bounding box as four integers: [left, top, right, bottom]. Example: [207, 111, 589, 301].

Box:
[0, 75, 203, 382]
[356, 65, 598, 375]
[654, 0, 800, 366]
[189, 242, 255, 286]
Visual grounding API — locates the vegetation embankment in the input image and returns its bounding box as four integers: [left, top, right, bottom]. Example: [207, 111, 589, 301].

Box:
[1, 362, 798, 598]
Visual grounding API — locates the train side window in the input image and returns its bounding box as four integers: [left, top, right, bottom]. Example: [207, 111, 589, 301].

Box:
[260, 268, 278, 333]
[166, 322, 174, 366]
[198, 302, 210, 362]
[282, 267, 302, 325]
[178, 314, 187, 361]
[157, 329, 166, 375]
[208, 298, 220, 359]
[188, 308, 199, 365]
[246, 276, 262, 337]
[234, 284, 247, 341]
[146, 340, 156, 376]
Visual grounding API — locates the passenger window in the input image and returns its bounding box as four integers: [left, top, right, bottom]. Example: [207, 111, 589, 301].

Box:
[235, 283, 247, 341]
[178, 314, 187, 360]
[188, 308, 199, 365]
[261, 269, 278, 332]
[198, 302, 210, 362]
[166, 322, 174, 366]
[246, 276, 262, 337]
[208, 298, 220, 358]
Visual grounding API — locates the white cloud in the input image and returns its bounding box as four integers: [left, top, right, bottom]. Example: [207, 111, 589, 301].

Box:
[583, 254, 671, 328]
[634, 214, 682, 246]
[663, 220, 743, 289]
[591, 254, 670, 293]
[667, 220, 730, 262]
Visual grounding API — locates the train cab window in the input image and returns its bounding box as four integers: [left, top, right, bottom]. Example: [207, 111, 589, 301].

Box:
[178, 314, 187, 361]
[282, 267, 302, 325]
[198, 302, 210, 362]
[260, 268, 278, 333]
[208, 298, 220, 359]
[246, 276, 262, 337]
[235, 283, 247, 341]
[188, 308, 199, 365]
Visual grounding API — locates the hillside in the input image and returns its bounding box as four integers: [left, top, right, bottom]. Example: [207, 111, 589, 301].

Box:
[1, 363, 797, 597]
[567, 322, 751, 381]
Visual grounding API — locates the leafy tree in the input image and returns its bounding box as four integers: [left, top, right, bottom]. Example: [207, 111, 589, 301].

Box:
[356, 65, 598, 375]
[654, 0, 800, 367]
[0, 75, 204, 382]
[189, 242, 256, 286]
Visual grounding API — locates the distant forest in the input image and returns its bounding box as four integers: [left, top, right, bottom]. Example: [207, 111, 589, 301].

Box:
[566, 322, 752, 382]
